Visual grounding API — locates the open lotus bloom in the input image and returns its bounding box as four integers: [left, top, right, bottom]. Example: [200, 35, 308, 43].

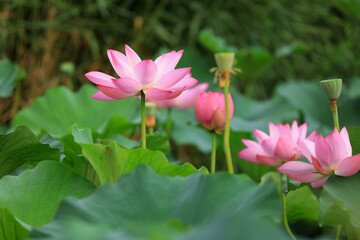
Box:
[194, 91, 233, 133]
[152, 83, 209, 109]
[85, 45, 198, 101]
[278, 127, 360, 188]
[238, 121, 316, 167]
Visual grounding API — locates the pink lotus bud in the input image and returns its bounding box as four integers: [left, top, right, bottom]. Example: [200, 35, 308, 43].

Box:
[194, 91, 234, 132]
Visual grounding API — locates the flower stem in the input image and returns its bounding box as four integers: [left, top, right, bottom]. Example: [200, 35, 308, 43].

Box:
[331, 99, 340, 132]
[336, 225, 342, 240]
[347, 224, 353, 240]
[148, 127, 154, 135]
[141, 90, 146, 148]
[223, 77, 234, 174]
[166, 107, 172, 138]
[282, 192, 296, 240]
[211, 132, 217, 174]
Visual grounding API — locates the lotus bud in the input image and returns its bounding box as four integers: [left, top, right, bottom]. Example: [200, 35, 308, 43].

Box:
[319, 79, 342, 100]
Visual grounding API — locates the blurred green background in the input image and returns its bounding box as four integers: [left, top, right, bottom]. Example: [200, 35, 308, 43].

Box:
[1, 0, 360, 125]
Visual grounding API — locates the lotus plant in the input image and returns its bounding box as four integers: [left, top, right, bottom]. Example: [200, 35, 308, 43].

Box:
[85, 45, 198, 148]
[238, 121, 316, 167]
[278, 127, 360, 188]
[195, 91, 234, 173]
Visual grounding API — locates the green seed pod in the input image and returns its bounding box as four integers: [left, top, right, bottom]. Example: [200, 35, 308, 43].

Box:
[319, 79, 342, 100]
[215, 52, 235, 71]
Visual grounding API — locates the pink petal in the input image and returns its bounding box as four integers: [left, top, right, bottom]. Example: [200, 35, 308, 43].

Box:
[194, 91, 221, 124]
[112, 78, 140, 94]
[277, 161, 326, 182]
[256, 155, 281, 166]
[291, 120, 299, 140]
[145, 87, 184, 101]
[242, 139, 261, 149]
[238, 148, 261, 164]
[125, 45, 141, 69]
[85, 71, 116, 88]
[340, 127, 352, 156]
[311, 156, 332, 175]
[298, 138, 315, 163]
[253, 129, 269, 143]
[311, 176, 329, 188]
[170, 75, 198, 91]
[335, 154, 360, 176]
[315, 134, 334, 171]
[107, 50, 134, 78]
[260, 138, 277, 157]
[91, 91, 117, 101]
[269, 122, 278, 138]
[155, 67, 191, 89]
[274, 138, 295, 161]
[134, 60, 158, 88]
[298, 122, 307, 139]
[325, 128, 348, 167]
[97, 85, 133, 100]
[306, 131, 317, 141]
[155, 50, 183, 76]
[174, 83, 209, 109]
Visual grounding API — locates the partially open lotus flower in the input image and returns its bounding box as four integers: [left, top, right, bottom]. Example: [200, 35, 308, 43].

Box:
[85, 45, 198, 101]
[278, 127, 360, 188]
[238, 121, 316, 167]
[194, 91, 233, 133]
[152, 83, 209, 109]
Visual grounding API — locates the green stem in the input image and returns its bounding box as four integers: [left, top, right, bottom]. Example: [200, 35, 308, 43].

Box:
[347, 224, 353, 240]
[282, 192, 297, 240]
[141, 90, 146, 148]
[166, 107, 172, 137]
[223, 79, 234, 174]
[148, 127, 154, 135]
[211, 132, 217, 174]
[336, 225, 342, 240]
[332, 102, 340, 133]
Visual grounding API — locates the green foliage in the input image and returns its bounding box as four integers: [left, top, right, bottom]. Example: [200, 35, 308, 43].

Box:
[30, 166, 288, 239]
[0, 161, 96, 227]
[80, 140, 207, 185]
[286, 186, 319, 223]
[12, 85, 139, 137]
[0, 125, 60, 178]
[0, 59, 26, 98]
[0, 208, 29, 240]
[319, 173, 360, 228]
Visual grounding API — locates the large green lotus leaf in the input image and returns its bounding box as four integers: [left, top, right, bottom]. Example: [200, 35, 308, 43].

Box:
[235, 48, 276, 83]
[30, 166, 288, 239]
[286, 186, 319, 223]
[0, 208, 29, 240]
[80, 140, 207, 185]
[0, 161, 96, 227]
[11, 85, 140, 137]
[62, 150, 100, 186]
[0, 125, 60, 178]
[319, 173, 360, 227]
[0, 59, 18, 98]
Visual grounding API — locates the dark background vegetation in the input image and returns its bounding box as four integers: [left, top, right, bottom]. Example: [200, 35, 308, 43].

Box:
[1, 0, 360, 124]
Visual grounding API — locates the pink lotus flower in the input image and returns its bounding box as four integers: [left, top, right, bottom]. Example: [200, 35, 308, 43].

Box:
[278, 127, 360, 188]
[85, 45, 198, 101]
[194, 91, 233, 133]
[152, 83, 209, 109]
[238, 121, 316, 167]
